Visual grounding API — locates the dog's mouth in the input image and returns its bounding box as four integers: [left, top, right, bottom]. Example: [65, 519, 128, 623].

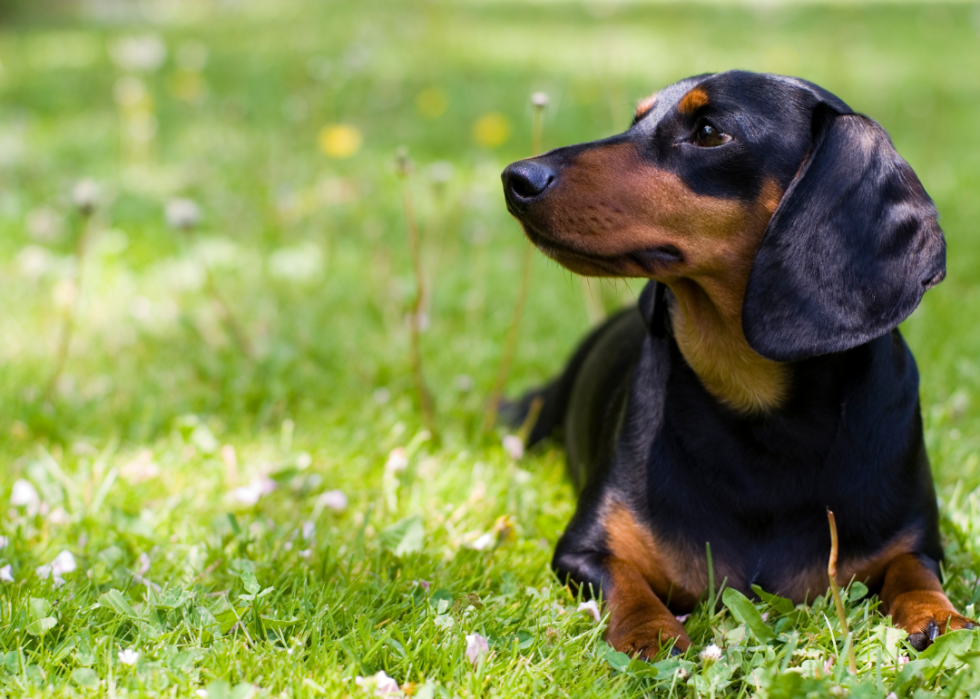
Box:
[521, 222, 683, 277]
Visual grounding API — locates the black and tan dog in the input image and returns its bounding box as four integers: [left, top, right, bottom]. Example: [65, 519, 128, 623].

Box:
[500, 70, 976, 657]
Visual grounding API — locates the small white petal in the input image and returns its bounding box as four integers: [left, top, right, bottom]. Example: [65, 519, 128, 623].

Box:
[470, 532, 495, 551]
[50, 550, 76, 576]
[0, 536, 8, 549]
[700, 643, 722, 662]
[502, 435, 524, 460]
[195, 691, 209, 699]
[465, 632, 489, 667]
[117, 648, 140, 665]
[317, 489, 348, 512]
[531, 92, 549, 108]
[11, 479, 40, 511]
[47, 507, 70, 526]
[384, 448, 408, 473]
[137, 552, 150, 576]
[0, 564, 13, 582]
[577, 600, 601, 622]
[301, 521, 315, 542]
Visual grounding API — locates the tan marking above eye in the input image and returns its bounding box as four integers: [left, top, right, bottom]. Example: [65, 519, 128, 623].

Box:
[678, 87, 710, 115]
[634, 93, 658, 121]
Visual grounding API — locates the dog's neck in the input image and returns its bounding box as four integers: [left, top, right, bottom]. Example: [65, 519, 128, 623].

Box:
[666, 277, 788, 414]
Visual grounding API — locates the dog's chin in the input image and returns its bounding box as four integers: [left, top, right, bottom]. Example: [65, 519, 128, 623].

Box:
[521, 224, 683, 278]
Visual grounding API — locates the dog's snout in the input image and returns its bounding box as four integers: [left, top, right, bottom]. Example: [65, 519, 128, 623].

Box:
[502, 160, 556, 209]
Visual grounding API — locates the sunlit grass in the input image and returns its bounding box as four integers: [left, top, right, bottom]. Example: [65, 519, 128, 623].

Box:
[1, 0, 979, 696]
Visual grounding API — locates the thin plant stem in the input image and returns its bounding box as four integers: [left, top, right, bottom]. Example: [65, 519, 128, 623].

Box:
[46, 212, 94, 400]
[398, 153, 438, 440]
[483, 95, 548, 434]
[827, 508, 858, 674]
[202, 260, 254, 359]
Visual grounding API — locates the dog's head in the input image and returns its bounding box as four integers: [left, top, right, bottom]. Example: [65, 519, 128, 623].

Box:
[502, 70, 946, 362]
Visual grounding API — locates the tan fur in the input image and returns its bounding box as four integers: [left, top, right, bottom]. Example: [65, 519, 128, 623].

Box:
[529, 141, 787, 413]
[604, 500, 705, 611]
[879, 552, 977, 637]
[778, 531, 918, 603]
[678, 87, 709, 114]
[634, 93, 658, 121]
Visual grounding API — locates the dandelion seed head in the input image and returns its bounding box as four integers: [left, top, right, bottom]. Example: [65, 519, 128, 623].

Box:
[165, 198, 201, 231]
[72, 179, 100, 215]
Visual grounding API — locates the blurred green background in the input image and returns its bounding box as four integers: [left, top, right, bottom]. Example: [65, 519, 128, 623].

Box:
[2, 1, 980, 696]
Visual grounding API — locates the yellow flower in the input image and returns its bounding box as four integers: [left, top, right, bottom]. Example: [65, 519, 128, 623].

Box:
[318, 124, 363, 158]
[415, 87, 448, 119]
[473, 113, 511, 148]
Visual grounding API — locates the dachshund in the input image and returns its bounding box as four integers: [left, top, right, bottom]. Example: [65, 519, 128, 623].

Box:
[500, 70, 976, 658]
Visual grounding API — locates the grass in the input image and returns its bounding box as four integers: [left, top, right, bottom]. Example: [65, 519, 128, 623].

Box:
[1, 0, 980, 696]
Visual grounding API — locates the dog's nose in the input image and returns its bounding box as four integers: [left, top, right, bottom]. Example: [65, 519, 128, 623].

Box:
[502, 160, 556, 208]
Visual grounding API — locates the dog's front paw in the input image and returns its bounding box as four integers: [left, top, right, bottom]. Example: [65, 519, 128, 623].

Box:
[607, 616, 691, 660]
[890, 590, 978, 651]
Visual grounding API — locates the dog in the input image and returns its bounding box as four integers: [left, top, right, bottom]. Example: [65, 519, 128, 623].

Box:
[500, 70, 976, 658]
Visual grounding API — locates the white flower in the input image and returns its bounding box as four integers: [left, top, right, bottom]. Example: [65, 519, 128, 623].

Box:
[531, 92, 549, 108]
[0, 565, 13, 582]
[165, 198, 201, 231]
[301, 521, 315, 541]
[700, 643, 722, 662]
[384, 447, 408, 473]
[230, 477, 276, 506]
[886, 693, 898, 699]
[354, 671, 401, 696]
[0, 536, 8, 549]
[577, 600, 601, 622]
[316, 489, 348, 512]
[195, 690, 209, 699]
[37, 550, 76, 584]
[137, 552, 150, 575]
[11, 479, 40, 515]
[465, 632, 489, 667]
[117, 648, 140, 666]
[72, 179, 100, 215]
[110, 34, 166, 72]
[502, 435, 524, 460]
[469, 532, 495, 551]
[47, 507, 70, 526]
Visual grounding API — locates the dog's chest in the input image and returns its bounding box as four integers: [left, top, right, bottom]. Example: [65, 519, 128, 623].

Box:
[603, 332, 927, 605]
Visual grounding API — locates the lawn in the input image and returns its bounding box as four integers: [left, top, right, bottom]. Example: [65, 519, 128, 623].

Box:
[1, 0, 980, 696]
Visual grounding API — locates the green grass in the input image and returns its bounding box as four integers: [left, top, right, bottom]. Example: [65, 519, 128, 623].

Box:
[1, 0, 980, 696]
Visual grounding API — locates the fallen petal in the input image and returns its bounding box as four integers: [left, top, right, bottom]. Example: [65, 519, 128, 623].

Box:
[465, 632, 489, 667]
[0, 565, 13, 582]
[577, 600, 601, 622]
[502, 435, 524, 460]
[317, 489, 348, 512]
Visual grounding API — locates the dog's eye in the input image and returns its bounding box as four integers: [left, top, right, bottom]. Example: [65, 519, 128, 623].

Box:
[693, 122, 731, 148]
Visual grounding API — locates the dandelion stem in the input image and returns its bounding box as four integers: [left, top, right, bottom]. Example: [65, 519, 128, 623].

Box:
[483, 94, 548, 434]
[827, 508, 858, 674]
[202, 260, 254, 359]
[397, 151, 438, 440]
[46, 211, 94, 400]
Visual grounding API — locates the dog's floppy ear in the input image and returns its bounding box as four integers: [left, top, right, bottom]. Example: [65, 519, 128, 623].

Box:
[742, 103, 946, 362]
